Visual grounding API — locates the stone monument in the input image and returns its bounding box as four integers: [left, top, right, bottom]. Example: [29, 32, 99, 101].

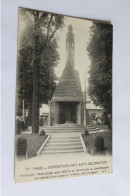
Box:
[45, 25, 86, 132]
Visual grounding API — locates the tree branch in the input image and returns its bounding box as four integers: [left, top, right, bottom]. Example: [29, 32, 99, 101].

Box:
[40, 25, 59, 53]
[39, 12, 48, 23]
[48, 26, 58, 42]
[46, 14, 53, 39]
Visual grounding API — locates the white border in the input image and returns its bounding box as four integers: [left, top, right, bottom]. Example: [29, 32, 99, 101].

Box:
[1, 0, 130, 195]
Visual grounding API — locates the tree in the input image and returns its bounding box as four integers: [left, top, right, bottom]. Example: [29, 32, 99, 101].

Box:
[16, 31, 59, 114]
[87, 22, 112, 125]
[17, 8, 64, 133]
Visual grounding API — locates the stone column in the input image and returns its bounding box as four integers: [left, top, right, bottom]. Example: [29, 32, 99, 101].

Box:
[54, 102, 59, 124]
[77, 103, 81, 124]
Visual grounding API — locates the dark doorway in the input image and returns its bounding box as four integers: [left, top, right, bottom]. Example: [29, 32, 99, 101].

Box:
[59, 102, 77, 124]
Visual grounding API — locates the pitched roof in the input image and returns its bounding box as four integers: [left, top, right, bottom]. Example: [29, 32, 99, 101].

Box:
[51, 65, 84, 102]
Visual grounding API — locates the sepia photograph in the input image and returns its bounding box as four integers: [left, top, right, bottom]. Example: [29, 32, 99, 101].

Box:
[15, 7, 112, 183]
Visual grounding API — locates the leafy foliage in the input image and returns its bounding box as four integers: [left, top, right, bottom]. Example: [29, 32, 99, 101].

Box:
[87, 22, 112, 115]
[39, 118, 44, 126]
[16, 21, 60, 110]
[40, 129, 45, 136]
[94, 136, 104, 151]
[16, 8, 64, 133]
[16, 138, 27, 156]
[15, 119, 22, 134]
[24, 111, 32, 127]
[84, 129, 89, 136]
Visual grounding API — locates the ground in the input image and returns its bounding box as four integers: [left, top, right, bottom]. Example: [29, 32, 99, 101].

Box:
[83, 130, 112, 155]
[15, 133, 47, 159]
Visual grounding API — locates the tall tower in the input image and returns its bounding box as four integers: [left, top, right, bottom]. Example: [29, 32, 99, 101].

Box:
[49, 25, 84, 126]
[66, 25, 75, 69]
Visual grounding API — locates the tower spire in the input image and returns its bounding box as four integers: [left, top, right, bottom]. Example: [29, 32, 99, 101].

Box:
[66, 25, 75, 68]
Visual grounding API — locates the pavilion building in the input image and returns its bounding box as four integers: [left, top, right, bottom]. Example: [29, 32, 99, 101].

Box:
[44, 25, 86, 132]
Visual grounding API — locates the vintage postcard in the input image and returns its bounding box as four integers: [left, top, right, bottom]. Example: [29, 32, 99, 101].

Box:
[15, 7, 112, 183]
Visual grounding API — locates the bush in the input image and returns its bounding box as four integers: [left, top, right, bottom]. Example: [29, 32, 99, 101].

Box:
[86, 110, 92, 125]
[16, 119, 21, 134]
[16, 138, 27, 156]
[23, 119, 28, 130]
[84, 129, 89, 136]
[39, 118, 44, 126]
[21, 121, 25, 131]
[40, 129, 45, 136]
[24, 111, 32, 127]
[94, 136, 104, 151]
[97, 122, 101, 125]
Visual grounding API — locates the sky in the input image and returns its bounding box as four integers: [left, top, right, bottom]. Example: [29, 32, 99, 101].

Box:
[18, 9, 93, 91]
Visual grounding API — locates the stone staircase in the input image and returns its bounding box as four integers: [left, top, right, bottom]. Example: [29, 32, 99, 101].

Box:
[43, 124, 86, 133]
[40, 134, 85, 154]
[86, 124, 100, 132]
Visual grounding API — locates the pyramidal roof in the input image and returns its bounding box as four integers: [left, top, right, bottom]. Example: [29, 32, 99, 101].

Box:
[51, 63, 84, 102]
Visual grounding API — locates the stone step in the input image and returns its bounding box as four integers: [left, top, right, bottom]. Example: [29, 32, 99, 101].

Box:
[44, 126, 85, 129]
[38, 133, 86, 154]
[44, 125, 85, 130]
[46, 143, 82, 147]
[48, 139, 81, 143]
[87, 128, 99, 131]
[44, 129, 85, 132]
[51, 137, 80, 141]
[88, 125, 93, 127]
[45, 129, 85, 133]
[41, 149, 84, 154]
[51, 136, 80, 139]
[45, 124, 85, 127]
[43, 146, 83, 151]
[48, 141, 81, 145]
[87, 127, 96, 129]
[86, 125, 100, 132]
